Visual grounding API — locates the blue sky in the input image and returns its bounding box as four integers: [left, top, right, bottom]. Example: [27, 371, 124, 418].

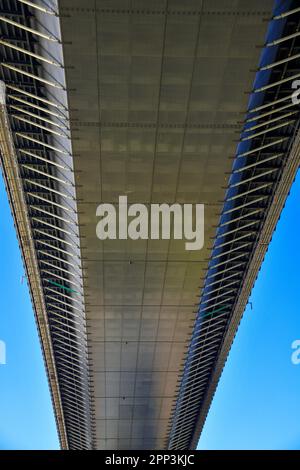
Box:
[0, 174, 59, 450]
[198, 171, 300, 450]
[0, 167, 299, 450]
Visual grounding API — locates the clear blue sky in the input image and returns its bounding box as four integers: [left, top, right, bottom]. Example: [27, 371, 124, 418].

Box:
[198, 171, 300, 450]
[0, 167, 299, 450]
[0, 174, 59, 450]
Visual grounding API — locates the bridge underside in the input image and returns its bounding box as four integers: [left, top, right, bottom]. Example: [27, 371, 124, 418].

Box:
[1, 0, 300, 450]
[59, 0, 275, 449]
